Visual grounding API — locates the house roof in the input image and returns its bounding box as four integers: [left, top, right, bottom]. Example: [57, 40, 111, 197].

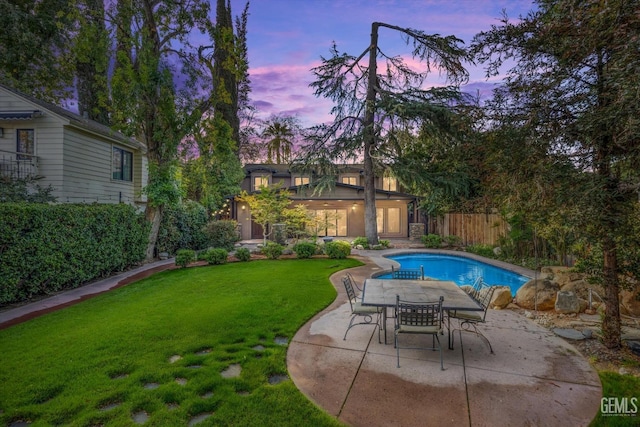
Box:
[0, 83, 146, 153]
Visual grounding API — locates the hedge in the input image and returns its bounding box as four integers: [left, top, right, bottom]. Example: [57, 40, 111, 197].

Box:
[0, 203, 149, 305]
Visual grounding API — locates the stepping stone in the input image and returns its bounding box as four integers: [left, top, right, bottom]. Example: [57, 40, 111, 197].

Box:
[195, 349, 212, 355]
[166, 403, 179, 411]
[188, 413, 213, 426]
[175, 378, 187, 386]
[274, 336, 288, 346]
[143, 382, 160, 390]
[268, 374, 288, 385]
[252, 345, 265, 351]
[201, 391, 214, 399]
[132, 411, 148, 424]
[99, 402, 121, 411]
[169, 355, 182, 364]
[221, 364, 241, 378]
[552, 328, 589, 340]
[187, 365, 202, 369]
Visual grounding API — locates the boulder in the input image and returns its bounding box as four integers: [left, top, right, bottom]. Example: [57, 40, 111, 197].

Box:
[490, 286, 513, 309]
[555, 290, 580, 314]
[514, 279, 560, 311]
[620, 288, 640, 317]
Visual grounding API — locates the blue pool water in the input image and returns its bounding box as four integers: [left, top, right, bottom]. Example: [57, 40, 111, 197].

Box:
[379, 253, 530, 295]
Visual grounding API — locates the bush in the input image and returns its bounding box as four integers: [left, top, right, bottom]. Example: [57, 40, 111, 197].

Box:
[203, 220, 240, 251]
[444, 235, 462, 247]
[293, 241, 317, 259]
[261, 241, 283, 260]
[421, 234, 442, 249]
[0, 203, 149, 305]
[324, 241, 352, 259]
[378, 239, 391, 248]
[175, 249, 196, 268]
[203, 248, 228, 265]
[351, 236, 369, 249]
[466, 244, 496, 259]
[157, 201, 209, 255]
[234, 247, 251, 262]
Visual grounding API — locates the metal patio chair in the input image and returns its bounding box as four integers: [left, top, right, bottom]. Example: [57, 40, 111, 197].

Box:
[394, 295, 444, 370]
[342, 275, 381, 342]
[448, 283, 497, 353]
[391, 265, 424, 280]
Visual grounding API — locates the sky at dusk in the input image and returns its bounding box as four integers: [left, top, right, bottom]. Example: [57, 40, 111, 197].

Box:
[225, 0, 536, 127]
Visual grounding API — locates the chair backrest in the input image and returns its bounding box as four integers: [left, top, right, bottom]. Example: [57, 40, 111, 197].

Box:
[345, 272, 362, 292]
[466, 276, 484, 299]
[342, 276, 358, 311]
[391, 265, 424, 280]
[474, 284, 496, 322]
[395, 295, 444, 328]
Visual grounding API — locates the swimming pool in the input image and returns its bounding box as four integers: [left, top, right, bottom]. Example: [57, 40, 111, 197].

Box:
[378, 253, 531, 295]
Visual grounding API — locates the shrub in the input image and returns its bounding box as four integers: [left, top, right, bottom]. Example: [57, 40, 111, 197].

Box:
[378, 239, 391, 248]
[444, 235, 462, 247]
[203, 220, 240, 251]
[351, 236, 369, 249]
[175, 249, 196, 268]
[234, 247, 251, 262]
[0, 203, 149, 305]
[203, 248, 228, 265]
[261, 241, 284, 260]
[293, 241, 317, 259]
[324, 241, 352, 259]
[421, 234, 442, 249]
[157, 201, 209, 255]
[466, 244, 496, 259]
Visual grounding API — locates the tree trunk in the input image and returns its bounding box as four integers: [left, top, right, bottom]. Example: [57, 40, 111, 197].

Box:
[363, 22, 380, 247]
[145, 204, 163, 262]
[601, 236, 622, 349]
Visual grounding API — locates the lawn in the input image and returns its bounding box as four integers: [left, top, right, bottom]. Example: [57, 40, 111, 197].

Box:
[0, 258, 362, 426]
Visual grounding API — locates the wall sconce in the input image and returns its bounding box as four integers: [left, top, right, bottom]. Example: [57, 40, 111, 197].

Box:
[352, 203, 357, 211]
[241, 205, 246, 210]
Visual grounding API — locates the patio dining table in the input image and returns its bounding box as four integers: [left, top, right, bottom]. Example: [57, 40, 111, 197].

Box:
[361, 278, 483, 347]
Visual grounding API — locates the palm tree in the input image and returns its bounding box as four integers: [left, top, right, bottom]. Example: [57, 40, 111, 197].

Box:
[262, 116, 296, 164]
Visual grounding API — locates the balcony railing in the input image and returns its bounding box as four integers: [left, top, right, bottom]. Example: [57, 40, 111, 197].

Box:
[0, 149, 39, 179]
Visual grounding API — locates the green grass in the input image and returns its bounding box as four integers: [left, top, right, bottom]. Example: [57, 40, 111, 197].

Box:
[590, 371, 640, 426]
[0, 258, 361, 426]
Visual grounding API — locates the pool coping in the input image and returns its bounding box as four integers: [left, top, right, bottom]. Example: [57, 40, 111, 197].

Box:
[353, 248, 538, 281]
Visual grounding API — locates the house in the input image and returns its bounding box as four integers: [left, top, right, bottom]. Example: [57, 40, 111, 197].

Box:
[232, 163, 422, 240]
[0, 84, 147, 207]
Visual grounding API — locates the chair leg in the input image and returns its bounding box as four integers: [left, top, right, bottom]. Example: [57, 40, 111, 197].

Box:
[454, 320, 494, 354]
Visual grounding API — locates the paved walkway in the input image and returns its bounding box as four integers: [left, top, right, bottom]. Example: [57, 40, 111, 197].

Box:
[0, 250, 602, 426]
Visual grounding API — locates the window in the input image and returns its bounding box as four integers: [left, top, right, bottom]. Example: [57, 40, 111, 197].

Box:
[293, 176, 310, 186]
[377, 207, 401, 234]
[253, 175, 269, 190]
[341, 175, 357, 185]
[382, 176, 397, 192]
[17, 129, 35, 160]
[112, 146, 133, 181]
[308, 209, 347, 237]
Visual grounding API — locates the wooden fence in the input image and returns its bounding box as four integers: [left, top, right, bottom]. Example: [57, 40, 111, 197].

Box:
[427, 212, 509, 246]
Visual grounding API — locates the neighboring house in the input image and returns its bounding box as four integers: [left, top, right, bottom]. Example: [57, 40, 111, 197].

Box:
[232, 163, 421, 240]
[0, 84, 147, 207]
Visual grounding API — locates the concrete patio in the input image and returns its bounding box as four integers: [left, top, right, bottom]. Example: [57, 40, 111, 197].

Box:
[287, 254, 602, 427]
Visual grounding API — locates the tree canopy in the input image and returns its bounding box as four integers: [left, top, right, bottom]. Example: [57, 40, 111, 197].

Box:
[472, 0, 640, 348]
[300, 22, 471, 245]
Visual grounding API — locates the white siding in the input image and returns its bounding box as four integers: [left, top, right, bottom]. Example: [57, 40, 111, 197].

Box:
[1, 86, 147, 206]
[61, 127, 136, 204]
